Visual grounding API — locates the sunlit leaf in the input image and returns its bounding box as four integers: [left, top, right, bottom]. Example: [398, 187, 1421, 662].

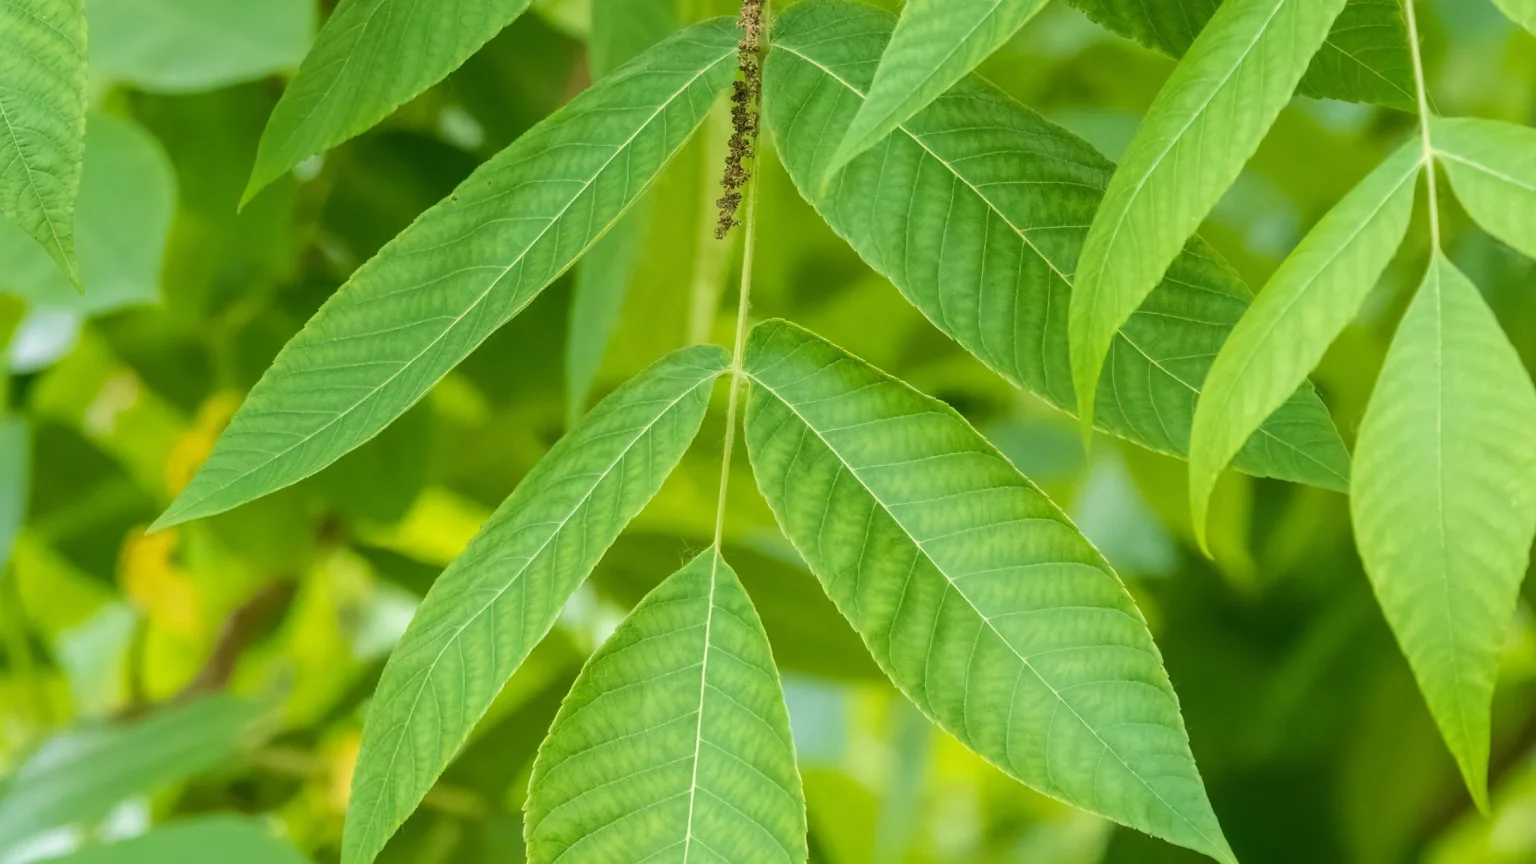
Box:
[343, 345, 728, 864]
[42, 816, 310, 864]
[765, 0, 1349, 491]
[822, 0, 1051, 182]
[1070, 0, 1348, 439]
[0, 696, 260, 848]
[1189, 141, 1421, 547]
[1490, 0, 1536, 34]
[0, 114, 176, 315]
[0, 0, 86, 284]
[525, 547, 808, 863]
[742, 319, 1235, 864]
[1351, 255, 1536, 812]
[242, 0, 533, 203]
[1432, 116, 1536, 262]
[1066, 0, 1415, 109]
[155, 21, 738, 530]
[86, 0, 314, 93]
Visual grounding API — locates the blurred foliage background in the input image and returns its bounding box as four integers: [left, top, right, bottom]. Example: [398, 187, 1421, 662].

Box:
[3, 1, 1536, 862]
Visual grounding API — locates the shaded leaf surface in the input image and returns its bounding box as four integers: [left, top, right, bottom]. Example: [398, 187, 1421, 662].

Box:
[1189, 141, 1421, 543]
[157, 21, 738, 529]
[764, 0, 1349, 491]
[1351, 255, 1536, 810]
[1067, 0, 1414, 109]
[526, 548, 807, 863]
[343, 346, 727, 864]
[742, 319, 1233, 864]
[1432, 116, 1536, 262]
[1070, 0, 1348, 436]
[0, 0, 86, 283]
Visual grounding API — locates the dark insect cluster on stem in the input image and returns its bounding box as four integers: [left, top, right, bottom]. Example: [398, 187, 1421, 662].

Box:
[714, 0, 764, 239]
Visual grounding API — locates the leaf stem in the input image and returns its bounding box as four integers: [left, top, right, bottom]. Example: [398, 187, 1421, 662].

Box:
[712, 171, 759, 550]
[1404, 0, 1440, 250]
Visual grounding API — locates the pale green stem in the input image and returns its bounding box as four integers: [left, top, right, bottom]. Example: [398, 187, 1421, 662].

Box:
[1404, 0, 1441, 250]
[711, 171, 759, 550]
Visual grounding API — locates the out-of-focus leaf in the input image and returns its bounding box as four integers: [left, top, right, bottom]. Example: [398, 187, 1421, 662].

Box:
[525, 548, 808, 863]
[1491, 0, 1536, 34]
[742, 320, 1234, 864]
[567, 206, 646, 428]
[343, 346, 727, 864]
[1070, 0, 1348, 438]
[1433, 116, 1536, 262]
[823, 0, 1051, 180]
[0, 695, 261, 848]
[1066, 0, 1415, 109]
[1188, 142, 1421, 546]
[0, 114, 175, 315]
[86, 0, 314, 93]
[242, 0, 533, 202]
[0, 419, 26, 570]
[590, 0, 676, 78]
[764, 0, 1350, 491]
[1351, 255, 1536, 811]
[43, 816, 311, 864]
[0, 0, 86, 284]
[155, 22, 739, 530]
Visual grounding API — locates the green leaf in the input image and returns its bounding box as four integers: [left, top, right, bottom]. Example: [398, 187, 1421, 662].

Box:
[1350, 255, 1536, 811]
[0, 0, 87, 284]
[742, 319, 1234, 864]
[1070, 0, 1348, 441]
[155, 22, 738, 530]
[525, 548, 808, 863]
[0, 417, 27, 569]
[85, 0, 314, 93]
[242, 0, 534, 203]
[1491, 0, 1536, 34]
[42, 816, 310, 864]
[1066, 0, 1415, 110]
[0, 696, 260, 848]
[822, 0, 1051, 182]
[765, 0, 1350, 492]
[1432, 116, 1536, 262]
[343, 345, 727, 864]
[0, 114, 176, 314]
[1189, 141, 1421, 548]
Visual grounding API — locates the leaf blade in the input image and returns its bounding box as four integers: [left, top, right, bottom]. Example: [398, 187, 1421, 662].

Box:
[1070, 0, 1349, 438]
[1188, 141, 1421, 548]
[156, 21, 738, 530]
[525, 548, 808, 863]
[764, 0, 1350, 491]
[1491, 0, 1536, 34]
[1432, 116, 1536, 262]
[743, 319, 1234, 864]
[823, 0, 1051, 182]
[243, 0, 532, 202]
[342, 345, 728, 864]
[1350, 255, 1536, 811]
[0, 0, 86, 284]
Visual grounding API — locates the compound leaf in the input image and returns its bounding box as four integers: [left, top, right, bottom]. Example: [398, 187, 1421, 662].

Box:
[1066, 0, 1415, 109]
[343, 345, 727, 864]
[1351, 255, 1536, 811]
[1432, 116, 1536, 262]
[243, 0, 532, 202]
[0, 0, 86, 285]
[1188, 141, 1421, 547]
[525, 548, 807, 863]
[1070, 0, 1349, 439]
[765, 0, 1350, 492]
[823, 0, 1051, 182]
[155, 21, 737, 530]
[743, 319, 1234, 864]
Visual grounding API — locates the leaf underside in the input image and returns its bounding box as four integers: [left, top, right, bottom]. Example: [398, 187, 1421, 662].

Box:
[244, 0, 533, 202]
[1351, 255, 1536, 811]
[1188, 141, 1421, 545]
[1069, 0, 1348, 439]
[743, 319, 1235, 864]
[764, 0, 1350, 492]
[526, 548, 808, 864]
[342, 345, 727, 864]
[157, 20, 738, 530]
[1432, 115, 1536, 263]
[0, 0, 86, 285]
